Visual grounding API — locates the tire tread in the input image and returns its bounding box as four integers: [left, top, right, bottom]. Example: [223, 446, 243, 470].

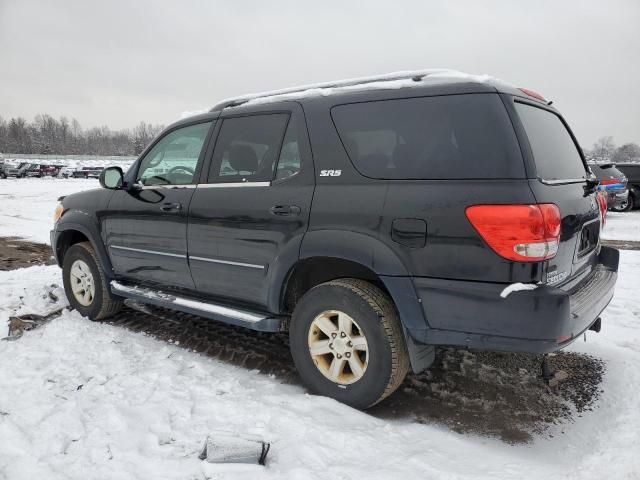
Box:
[321, 278, 410, 407]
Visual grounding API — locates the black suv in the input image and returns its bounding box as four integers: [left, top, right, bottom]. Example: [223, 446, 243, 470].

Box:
[51, 71, 619, 408]
[588, 163, 629, 211]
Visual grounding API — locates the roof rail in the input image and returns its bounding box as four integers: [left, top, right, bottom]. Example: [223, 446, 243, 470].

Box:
[209, 69, 458, 112]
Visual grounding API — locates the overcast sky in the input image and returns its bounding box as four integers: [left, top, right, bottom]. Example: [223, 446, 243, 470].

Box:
[0, 0, 638, 148]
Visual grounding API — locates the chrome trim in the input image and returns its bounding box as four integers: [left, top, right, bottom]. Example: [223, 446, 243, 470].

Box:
[109, 245, 186, 258]
[538, 178, 586, 185]
[138, 184, 197, 190]
[196, 182, 270, 188]
[110, 281, 266, 323]
[189, 255, 264, 270]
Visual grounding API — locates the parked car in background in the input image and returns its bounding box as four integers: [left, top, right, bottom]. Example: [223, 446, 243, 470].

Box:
[52, 71, 618, 409]
[1, 162, 30, 178]
[588, 163, 629, 211]
[25, 163, 43, 178]
[616, 164, 640, 211]
[72, 166, 105, 178]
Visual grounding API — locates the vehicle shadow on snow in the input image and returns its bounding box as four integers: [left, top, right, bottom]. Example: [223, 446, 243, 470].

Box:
[107, 305, 605, 444]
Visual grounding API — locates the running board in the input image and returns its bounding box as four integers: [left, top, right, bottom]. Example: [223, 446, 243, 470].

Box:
[110, 281, 284, 332]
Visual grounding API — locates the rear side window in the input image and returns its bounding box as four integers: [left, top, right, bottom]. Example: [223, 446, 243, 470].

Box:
[514, 102, 587, 181]
[208, 114, 289, 183]
[331, 94, 524, 179]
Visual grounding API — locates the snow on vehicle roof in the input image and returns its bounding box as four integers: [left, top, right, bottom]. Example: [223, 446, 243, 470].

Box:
[211, 69, 513, 111]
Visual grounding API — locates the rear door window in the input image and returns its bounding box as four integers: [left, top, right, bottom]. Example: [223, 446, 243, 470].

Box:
[331, 94, 524, 179]
[514, 102, 587, 182]
[207, 114, 289, 183]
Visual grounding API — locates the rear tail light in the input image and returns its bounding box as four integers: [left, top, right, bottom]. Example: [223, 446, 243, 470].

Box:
[465, 204, 561, 262]
[599, 178, 619, 186]
[597, 192, 607, 227]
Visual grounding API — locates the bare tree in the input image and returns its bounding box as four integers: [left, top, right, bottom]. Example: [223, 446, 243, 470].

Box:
[612, 143, 640, 164]
[590, 136, 616, 163]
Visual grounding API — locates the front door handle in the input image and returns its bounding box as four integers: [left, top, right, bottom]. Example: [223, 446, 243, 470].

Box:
[160, 202, 182, 212]
[270, 205, 301, 216]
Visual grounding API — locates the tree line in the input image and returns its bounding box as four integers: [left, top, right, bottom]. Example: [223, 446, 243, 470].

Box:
[0, 115, 164, 156]
[586, 137, 640, 164]
[1, 114, 638, 163]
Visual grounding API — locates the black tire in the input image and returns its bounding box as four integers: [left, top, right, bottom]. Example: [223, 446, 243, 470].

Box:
[62, 242, 123, 320]
[289, 278, 409, 409]
[611, 195, 633, 212]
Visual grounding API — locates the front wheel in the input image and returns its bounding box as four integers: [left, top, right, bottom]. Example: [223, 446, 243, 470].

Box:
[62, 242, 123, 320]
[289, 278, 409, 409]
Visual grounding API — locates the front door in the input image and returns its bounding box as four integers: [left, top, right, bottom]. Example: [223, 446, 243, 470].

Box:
[188, 104, 314, 309]
[104, 120, 213, 290]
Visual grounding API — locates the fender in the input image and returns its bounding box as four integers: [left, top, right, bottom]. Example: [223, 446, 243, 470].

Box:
[294, 229, 433, 373]
[53, 210, 115, 279]
[298, 229, 429, 333]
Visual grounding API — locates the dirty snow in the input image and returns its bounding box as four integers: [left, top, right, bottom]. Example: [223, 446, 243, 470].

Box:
[0, 253, 639, 479]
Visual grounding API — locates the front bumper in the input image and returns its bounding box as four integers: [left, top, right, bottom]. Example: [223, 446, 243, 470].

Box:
[412, 246, 619, 354]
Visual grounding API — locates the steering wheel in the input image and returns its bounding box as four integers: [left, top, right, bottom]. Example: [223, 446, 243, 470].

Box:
[168, 165, 195, 176]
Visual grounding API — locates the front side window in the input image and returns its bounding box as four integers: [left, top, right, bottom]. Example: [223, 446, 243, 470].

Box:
[137, 122, 212, 186]
[208, 114, 289, 183]
[514, 102, 587, 181]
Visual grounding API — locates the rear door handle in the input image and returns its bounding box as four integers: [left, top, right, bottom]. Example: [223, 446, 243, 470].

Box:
[270, 205, 301, 216]
[160, 202, 182, 212]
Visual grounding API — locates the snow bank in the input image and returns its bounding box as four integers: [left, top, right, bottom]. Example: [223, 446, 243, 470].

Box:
[1, 255, 640, 479]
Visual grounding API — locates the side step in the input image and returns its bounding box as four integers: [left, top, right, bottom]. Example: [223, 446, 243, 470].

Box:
[110, 281, 285, 332]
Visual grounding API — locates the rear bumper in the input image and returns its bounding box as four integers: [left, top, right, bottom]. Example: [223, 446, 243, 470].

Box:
[605, 188, 628, 208]
[411, 246, 619, 354]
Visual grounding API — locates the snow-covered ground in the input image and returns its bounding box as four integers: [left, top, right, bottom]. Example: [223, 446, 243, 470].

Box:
[1, 178, 639, 479]
[601, 211, 640, 242]
[0, 178, 98, 243]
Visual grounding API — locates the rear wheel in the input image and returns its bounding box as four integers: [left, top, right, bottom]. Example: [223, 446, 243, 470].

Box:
[612, 196, 633, 212]
[62, 242, 123, 320]
[289, 278, 409, 409]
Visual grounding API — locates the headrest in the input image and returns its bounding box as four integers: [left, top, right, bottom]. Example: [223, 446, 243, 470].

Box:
[228, 145, 258, 173]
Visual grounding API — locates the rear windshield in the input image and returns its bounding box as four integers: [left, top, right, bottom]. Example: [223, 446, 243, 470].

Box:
[589, 164, 625, 181]
[514, 102, 587, 181]
[331, 94, 524, 180]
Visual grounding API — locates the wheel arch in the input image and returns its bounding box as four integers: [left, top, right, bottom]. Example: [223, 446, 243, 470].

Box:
[270, 230, 433, 373]
[54, 212, 114, 279]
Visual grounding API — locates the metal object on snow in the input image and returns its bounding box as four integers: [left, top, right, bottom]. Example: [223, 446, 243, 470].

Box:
[199, 432, 270, 465]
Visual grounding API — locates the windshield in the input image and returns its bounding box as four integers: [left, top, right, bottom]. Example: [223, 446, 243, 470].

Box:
[515, 102, 587, 182]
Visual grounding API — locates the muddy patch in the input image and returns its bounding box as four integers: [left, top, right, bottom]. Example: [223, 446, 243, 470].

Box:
[107, 304, 605, 444]
[0, 237, 54, 270]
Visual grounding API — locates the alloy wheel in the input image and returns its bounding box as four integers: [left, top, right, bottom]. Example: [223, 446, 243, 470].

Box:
[307, 310, 369, 385]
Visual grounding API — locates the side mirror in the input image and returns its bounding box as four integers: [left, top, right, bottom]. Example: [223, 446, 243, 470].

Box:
[99, 166, 124, 189]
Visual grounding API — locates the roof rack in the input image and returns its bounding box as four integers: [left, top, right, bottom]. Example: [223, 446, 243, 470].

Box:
[210, 69, 458, 112]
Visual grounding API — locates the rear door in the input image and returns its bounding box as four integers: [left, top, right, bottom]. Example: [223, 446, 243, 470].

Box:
[511, 99, 600, 287]
[187, 103, 314, 309]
